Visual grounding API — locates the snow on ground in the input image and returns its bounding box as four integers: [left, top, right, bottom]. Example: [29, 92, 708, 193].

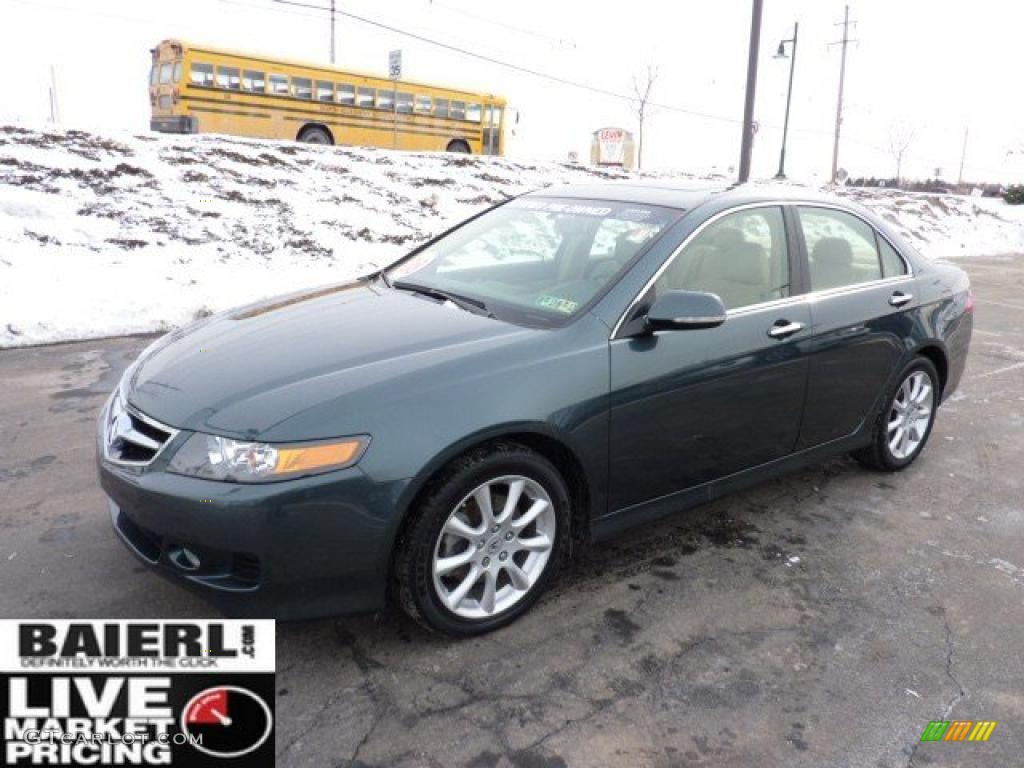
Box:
[1, 124, 1022, 348]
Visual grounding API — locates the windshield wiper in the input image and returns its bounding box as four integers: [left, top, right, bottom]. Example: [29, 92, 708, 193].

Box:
[392, 281, 494, 318]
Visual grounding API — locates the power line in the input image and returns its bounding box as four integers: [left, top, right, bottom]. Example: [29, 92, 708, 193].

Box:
[257, 0, 744, 124]
[427, 0, 577, 50]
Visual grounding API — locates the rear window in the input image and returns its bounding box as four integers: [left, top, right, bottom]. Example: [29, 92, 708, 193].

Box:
[159, 63, 173, 85]
[172, 62, 183, 84]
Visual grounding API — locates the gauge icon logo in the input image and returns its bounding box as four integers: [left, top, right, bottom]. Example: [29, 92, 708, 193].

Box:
[181, 685, 273, 759]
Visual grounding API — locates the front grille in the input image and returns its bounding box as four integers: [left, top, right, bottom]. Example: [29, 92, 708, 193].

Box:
[104, 392, 177, 467]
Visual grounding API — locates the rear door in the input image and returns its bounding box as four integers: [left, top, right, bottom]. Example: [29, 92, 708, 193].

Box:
[607, 205, 811, 513]
[794, 205, 916, 448]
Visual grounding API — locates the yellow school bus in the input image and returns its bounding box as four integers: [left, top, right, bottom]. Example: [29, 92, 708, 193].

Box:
[148, 39, 508, 155]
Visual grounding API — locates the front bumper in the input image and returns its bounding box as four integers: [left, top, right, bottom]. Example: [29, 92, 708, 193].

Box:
[97, 408, 409, 620]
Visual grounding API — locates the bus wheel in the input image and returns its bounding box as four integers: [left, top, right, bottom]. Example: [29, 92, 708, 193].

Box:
[298, 126, 333, 145]
[446, 139, 470, 154]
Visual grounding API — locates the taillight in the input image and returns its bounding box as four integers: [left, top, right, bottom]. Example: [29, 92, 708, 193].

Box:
[149, 89, 156, 106]
[172, 88, 180, 104]
[966, 287, 975, 313]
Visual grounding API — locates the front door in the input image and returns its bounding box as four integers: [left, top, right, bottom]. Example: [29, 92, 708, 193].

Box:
[608, 205, 811, 513]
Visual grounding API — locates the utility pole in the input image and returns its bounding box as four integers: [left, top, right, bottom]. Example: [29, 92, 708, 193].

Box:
[330, 0, 336, 64]
[957, 127, 969, 186]
[274, 0, 337, 63]
[830, 5, 855, 184]
[48, 65, 60, 124]
[738, 0, 764, 182]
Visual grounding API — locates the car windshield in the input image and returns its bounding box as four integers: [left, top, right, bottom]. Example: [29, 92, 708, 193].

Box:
[386, 197, 679, 326]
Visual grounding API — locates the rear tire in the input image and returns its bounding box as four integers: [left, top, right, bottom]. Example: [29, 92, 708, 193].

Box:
[394, 442, 570, 636]
[853, 356, 939, 472]
[446, 139, 470, 154]
[298, 126, 332, 145]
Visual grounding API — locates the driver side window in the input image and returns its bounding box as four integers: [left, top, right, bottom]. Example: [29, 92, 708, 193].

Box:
[655, 207, 790, 311]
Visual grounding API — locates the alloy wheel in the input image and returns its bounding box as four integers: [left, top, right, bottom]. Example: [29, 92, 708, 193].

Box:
[887, 370, 934, 460]
[431, 475, 556, 620]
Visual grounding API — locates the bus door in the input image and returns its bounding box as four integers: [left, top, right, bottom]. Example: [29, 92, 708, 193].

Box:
[483, 105, 503, 155]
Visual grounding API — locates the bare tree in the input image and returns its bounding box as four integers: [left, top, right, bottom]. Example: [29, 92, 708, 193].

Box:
[888, 123, 916, 187]
[632, 65, 658, 170]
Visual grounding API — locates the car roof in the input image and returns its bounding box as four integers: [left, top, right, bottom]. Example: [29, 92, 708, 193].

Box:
[528, 180, 852, 213]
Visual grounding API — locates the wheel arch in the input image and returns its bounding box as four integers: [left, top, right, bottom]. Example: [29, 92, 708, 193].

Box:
[446, 138, 471, 153]
[385, 423, 592, 592]
[913, 343, 949, 399]
[296, 123, 335, 144]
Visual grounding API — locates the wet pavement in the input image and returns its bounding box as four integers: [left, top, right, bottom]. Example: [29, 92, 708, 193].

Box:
[1, 255, 1022, 767]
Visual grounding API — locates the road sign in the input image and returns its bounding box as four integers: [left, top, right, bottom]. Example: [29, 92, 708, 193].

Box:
[388, 50, 402, 80]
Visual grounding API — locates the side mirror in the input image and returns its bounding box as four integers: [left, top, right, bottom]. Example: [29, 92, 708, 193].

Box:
[645, 290, 727, 332]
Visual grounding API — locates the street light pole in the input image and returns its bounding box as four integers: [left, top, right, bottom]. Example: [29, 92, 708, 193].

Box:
[738, 0, 764, 183]
[774, 22, 798, 179]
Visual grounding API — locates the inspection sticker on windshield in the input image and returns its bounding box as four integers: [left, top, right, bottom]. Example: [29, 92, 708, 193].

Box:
[0, 620, 276, 767]
[534, 295, 580, 314]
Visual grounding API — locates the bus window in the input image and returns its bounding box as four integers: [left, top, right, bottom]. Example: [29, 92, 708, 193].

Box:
[242, 70, 265, 92]
[316, 81, 333, 102]
[159, 63, 173, 85]
[415, 95, 432, 114]
[292, 77, 312, 100]
[337, 83, 355, 105]
[190, 63, 214, 87]
[396, 92, 413, 113]
[434, 98, 449, 118]
[269, 74, 289, 95]
[466, 104, 482, 122]
[216, 67, 241, 90]
[376, 90, 394, 110]
[356, 87, 374, 108]
[450, 100, 466, 120]
[172, 62, 183, 84]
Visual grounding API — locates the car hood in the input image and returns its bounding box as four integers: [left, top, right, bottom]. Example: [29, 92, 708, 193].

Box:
[126, 281, 535, 441]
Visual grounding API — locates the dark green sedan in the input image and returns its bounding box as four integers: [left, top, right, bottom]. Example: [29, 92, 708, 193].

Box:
[97, 182, 973, 636]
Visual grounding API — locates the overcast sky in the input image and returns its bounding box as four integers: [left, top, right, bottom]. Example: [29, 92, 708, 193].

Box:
[2, 0, 1022, 182]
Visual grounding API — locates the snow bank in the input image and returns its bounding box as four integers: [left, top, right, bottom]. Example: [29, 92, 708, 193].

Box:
[1, 124, 1021, 347]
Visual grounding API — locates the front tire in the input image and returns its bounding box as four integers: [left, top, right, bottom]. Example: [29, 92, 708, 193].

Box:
[853, 357, 939, 471]
[394, 442, 570, 636]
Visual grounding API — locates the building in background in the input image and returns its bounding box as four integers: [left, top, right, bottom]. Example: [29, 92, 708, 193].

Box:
[591, 127, 635, 169]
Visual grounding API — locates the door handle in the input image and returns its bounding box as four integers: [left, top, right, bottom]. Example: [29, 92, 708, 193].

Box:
[889, 291, 913, 307]
[768, 320, 804, 339]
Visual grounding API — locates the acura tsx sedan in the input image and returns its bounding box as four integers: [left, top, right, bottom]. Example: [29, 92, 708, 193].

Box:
[97, 182, 973, 635]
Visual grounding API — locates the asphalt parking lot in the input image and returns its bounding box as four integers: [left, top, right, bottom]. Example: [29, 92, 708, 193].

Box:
[1, 255, 1022, 768]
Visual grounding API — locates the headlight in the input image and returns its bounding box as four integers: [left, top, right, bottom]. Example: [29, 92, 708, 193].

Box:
[168, 433, 370, 483]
